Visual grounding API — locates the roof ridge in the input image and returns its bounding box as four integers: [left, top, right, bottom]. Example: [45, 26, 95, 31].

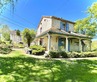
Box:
[42, 16, 75, 24]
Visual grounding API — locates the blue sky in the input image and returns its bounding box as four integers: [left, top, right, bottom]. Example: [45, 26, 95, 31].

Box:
[0, 0, 97, 31]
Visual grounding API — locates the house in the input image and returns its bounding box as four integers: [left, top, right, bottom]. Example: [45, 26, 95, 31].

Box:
[0, 34, 2, 40]
[10, 30, 22, 43]
[35, 16, 92, 52]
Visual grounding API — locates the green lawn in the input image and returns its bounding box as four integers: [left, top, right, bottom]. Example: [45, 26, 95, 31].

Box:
[0, 50, 97, 82]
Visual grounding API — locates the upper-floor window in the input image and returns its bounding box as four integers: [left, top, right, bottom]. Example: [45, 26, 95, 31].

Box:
[44, 19, 46, 21]
[40, 27, 42, 33]
[60, 22, 65, 30]
[66, 23, 69, 32]
[60, 21, 69, 32]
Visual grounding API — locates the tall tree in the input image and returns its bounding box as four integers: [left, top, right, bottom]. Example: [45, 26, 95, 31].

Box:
[16, 29, 20, 36]
[22, 28, 36, 47]
[74, 2, 97, 38]
[0, 0, 18, 13]
[1, 25, 10, 41]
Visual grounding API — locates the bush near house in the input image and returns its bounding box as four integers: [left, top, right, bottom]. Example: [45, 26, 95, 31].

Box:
[67, 52, 81, 58]
[68, 51, 97, 58]
[49, 51, 97, 58]
[30, 45, 45, 55]
[82, 52, 97, 57]
[49, 51, 60, 58]
[0, 42, 12, 54]
[49, 51, 68, 58]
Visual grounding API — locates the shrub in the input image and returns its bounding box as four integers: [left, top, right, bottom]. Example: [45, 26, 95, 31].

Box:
[49, 51, 97, 58]
[12, 43, 18, 48]
[18, 43, 24, 48]
[67, 52, 74, 58]
[13, 42, 24, 48]
[30, 45, 45, 55]
[49, 51, 60, 58]
[70, 52, 81, 58]
[0, 42, 12, 54]
[81, 52, 97, 57]
[67, 51, 97, 58]
[59, 51, 68, 58]
[49, 51, 68, 58]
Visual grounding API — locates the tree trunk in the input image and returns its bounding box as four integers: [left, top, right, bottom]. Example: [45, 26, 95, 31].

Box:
[27, 39, 31, 47]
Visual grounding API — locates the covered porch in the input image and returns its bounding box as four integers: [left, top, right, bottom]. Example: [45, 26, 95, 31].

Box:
[35, 33, 92, 52]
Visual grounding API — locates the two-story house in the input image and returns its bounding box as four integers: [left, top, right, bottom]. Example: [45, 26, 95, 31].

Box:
[10, 30, 22, 43]
[35, 16, 92, 52]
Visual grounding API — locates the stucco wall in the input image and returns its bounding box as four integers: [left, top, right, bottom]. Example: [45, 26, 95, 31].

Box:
[10, 34, 22, 43]
[43, 37, 48, 50]
[51, 36, 58, 50]
[68, 23, 74, 32]
[41, 36, 58, 51]
[52, 18, 74, 32]
[36, 18, 52, 36]
[52, 18, 60, 29]
[37, 17, 75, 36]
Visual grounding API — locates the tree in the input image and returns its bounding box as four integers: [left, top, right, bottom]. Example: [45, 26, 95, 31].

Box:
[88, 2, 97, 19]
[2, 33, 10, 41]
[16, 30, 20, 36]
[74, 2, 97, 37]
[0, 0, 18, 13]
[1, 25, 10, 41]
[22, 28, 36, 47]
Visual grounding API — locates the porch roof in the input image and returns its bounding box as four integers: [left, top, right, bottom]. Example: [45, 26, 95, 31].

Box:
[36, 28, 92, 39]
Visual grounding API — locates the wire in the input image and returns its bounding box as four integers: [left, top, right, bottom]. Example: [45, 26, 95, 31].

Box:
[22, 0, 29, 10]
[1, 14, 28, 28]
[0, 0, 36, 30]
[0, 16, 25, 29]
[4, 6, 36, 27]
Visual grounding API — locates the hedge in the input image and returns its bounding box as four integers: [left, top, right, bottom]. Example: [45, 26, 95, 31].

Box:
[0, 42, 12, 54]
[49, 51, 97, 58]
[30, 45, 45, 55]
[49, 51, 68, 58]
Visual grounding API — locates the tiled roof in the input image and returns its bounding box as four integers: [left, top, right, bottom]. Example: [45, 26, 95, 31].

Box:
[36, 28, 92, 39]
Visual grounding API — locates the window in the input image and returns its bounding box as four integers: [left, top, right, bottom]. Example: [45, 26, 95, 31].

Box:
[40, 38, 43, 45]
[66, 23, 69, 32]
[44, 19, 46, 21]
[60, 22, 69, 32]
[60, 22, 66, 30]
[40, 27, 42, 33]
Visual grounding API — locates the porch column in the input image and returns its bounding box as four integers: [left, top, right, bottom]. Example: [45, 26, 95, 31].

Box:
[89, 40, 92, 51]
[47, 33, 51, 52]
[66, 37, 68, 52]
[38, 39, 40, 45]
[79, 39, 82, 52]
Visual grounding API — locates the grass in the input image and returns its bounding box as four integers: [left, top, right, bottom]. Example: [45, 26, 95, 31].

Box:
[0, 50, 97, 82]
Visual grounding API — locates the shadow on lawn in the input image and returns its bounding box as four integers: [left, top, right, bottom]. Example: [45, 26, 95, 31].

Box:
[0, 57, 97, 82]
